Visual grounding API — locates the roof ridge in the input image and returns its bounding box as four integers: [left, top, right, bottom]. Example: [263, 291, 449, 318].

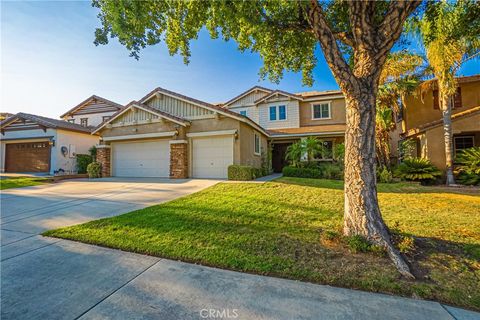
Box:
[60, 95, 123, 118]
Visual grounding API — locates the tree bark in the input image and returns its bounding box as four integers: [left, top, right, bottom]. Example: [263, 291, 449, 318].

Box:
[344, 91, 414, 279]
[441, 93, 456, 185]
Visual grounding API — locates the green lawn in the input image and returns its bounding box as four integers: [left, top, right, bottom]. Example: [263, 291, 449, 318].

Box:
[44, 177, 480, 310]
[0, 177, 50, 190]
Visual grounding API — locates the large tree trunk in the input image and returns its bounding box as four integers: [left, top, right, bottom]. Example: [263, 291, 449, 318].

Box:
[441, 93, 456, 185]
[344, 92, 414, 279]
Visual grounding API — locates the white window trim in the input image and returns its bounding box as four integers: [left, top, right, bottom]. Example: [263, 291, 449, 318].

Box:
[254, 133, 261, 156]
[311, 102, 332, 120]
[269, 105, 288, 122]
[454, 135, 475, 155]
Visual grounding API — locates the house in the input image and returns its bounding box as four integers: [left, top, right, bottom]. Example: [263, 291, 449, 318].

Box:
[0, 96, 121, 175]
[222, 86, 346, 172]
[93, 86, 346, 178]
[401, 75, 480, 170]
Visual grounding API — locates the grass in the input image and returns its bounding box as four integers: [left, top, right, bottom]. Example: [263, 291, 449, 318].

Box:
[44, 177, 480, 310]
[0, 177, 50, 190]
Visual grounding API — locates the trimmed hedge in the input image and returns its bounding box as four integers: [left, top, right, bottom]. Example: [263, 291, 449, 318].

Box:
[282, 163, 343, 180]
[87, 162, 102, 178]
[228, 165, 265, 181]
[76, 154, 93, 174]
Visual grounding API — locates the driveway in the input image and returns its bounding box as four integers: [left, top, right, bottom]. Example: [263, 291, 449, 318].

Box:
[1, 178, 478, 320]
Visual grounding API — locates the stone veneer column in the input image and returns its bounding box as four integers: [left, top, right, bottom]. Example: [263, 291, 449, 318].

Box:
[96, 145, 111, 177]
[170, 140, 188, 179]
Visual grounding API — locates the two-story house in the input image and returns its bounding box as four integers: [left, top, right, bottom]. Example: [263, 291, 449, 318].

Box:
[0, 95, 121, 175]
[90, 86, 347, 178]
[401, 74, 480, 170]
[222, 86, 346, 172]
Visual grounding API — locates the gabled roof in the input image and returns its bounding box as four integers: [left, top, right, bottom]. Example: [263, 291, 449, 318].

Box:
[222, 86, 273, 107]
[1, 112, 94, 134]
[60, 95, 123, 118]
[254, 90, 304, 104]
[138, 87, 270, 136]
[404, 105, 480, 138]
[92, 101, 191, 134]
[296, 90, 343, 98]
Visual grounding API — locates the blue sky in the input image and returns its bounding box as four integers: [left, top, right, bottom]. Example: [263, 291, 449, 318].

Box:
[1, 1, 479, 119]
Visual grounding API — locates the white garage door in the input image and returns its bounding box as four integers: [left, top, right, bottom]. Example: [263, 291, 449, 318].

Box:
[112, 140, 170, 177]
[192, 136, 234, 178]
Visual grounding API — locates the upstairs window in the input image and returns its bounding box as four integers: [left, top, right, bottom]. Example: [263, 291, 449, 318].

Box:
[67, 119, 75, 123]
[278, 105, 286, 120]
[269, 106, 277, 121]
[254, 133, 261, 155]
[102, 116, 111, 122]
[239, 110, 247, 117]
[312, 103, 331, 119]
[80, 118, 88, 127]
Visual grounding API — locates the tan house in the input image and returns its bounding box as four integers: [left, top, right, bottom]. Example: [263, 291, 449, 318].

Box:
[401, 74, 480, 170]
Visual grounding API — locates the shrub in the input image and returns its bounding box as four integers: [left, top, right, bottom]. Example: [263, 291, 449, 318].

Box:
[89, 145, 97, 160]
[318, 162, 343, 180]
[76, 154, 93, 174]
[378, 167, 394, 183]
[455, 147, 480, 186]
[87, 162, 102, 178]
[395, 157, 441, 183]
[282, 166, 322, 179]
[228, 165, 264, 181]
[334, 142, 345, 163]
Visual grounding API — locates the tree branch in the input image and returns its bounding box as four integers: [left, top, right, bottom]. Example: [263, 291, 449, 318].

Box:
[305, 0, 356, 94]
[334, 32, 355, 47]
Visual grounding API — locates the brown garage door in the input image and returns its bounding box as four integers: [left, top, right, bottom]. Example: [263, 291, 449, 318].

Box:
[5, 142, 51, 172]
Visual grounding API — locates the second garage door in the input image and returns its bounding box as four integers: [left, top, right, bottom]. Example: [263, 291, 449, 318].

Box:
[112, 140, 170, 177]
[5, 142, 51, 173]
[192, 136, 234, 178]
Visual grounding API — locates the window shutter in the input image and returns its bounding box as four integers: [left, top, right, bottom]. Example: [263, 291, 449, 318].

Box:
[433, 90, 439, 110]
[453, 87, 462, 109]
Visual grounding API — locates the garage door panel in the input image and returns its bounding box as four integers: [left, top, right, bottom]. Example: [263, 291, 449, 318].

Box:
[192, 136, 233, 179]
[112, 140, 169, 177]
[5, 142, 51, 173]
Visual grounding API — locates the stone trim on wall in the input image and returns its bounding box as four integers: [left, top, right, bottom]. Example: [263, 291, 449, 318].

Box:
[96, 145, 111, 177]
[170, 141, 188, 179]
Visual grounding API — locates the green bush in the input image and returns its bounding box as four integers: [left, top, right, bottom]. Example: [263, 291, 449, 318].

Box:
[377, 167, 394, 183]
[228, 165, 264, 181]
[318, 162, 343, 179]
[89, 145, 97, 159]
[455, 147, 480, 186]
[87, 162, 102, 178]
[282, 166, 322, 179]
[283, 162, 344, 180]
[395, 157, 442, 183]
[76, 154, 93, 174]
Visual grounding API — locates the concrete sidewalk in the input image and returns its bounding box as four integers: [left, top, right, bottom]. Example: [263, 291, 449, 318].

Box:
[2, 239, 478, 320]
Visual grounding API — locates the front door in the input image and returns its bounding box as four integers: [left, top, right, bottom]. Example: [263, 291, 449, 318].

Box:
[272, 142, 292, 173]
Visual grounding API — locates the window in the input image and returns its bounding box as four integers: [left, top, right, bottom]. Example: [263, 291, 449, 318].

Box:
[269, 106, 277, 121]
[102, 116, 111, 122]
[239, 110, 247, 117]
[454, 136, 474, 156]
[254, 133, 260, 155]
[80, 118, 88, 127]
[314, 140, 333, 160]
[312, 103, 331, 119]
[278, 105, 286, 120]
[269, 105, 287, 121]
[67, 119, 75, 123]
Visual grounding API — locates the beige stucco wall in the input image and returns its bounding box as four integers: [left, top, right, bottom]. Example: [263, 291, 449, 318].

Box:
[419, 112, 480, 169]
[299, 97, 346, 127]
[403, 80, 480, 131]
[238, 122, 268, 168]
[55, 130, 100, 173]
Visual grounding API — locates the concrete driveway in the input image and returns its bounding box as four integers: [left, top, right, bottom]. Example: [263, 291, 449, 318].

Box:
[1, 178, 478, 320]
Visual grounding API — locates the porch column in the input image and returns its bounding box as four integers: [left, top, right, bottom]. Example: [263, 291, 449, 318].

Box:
[96, 144, 111, 177]
[170, 140, 188, 179]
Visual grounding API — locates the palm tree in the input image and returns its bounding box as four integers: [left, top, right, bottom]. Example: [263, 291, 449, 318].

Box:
[409, 0, 480, 185]
[285, 141, 304, 168]
[376, 51, 424, 168]
[302, 137, 322, 163]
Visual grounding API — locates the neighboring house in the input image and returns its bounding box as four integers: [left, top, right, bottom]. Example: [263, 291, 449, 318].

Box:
[0, 113, 14, 121]
[0, 113, 98, 174]
[0, 95, 121, 175]
[222, 86, 346, 172]
[401, 74, 480, 170]
[61, 95, 123, 127]
[93, 87, 269, 179]
[93, 86, 346, 178]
